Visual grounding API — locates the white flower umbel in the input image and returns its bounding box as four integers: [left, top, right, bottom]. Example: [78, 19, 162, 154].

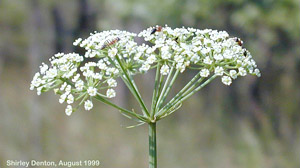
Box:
[31, 26, 260, 168]
[30, 26, 260, 117]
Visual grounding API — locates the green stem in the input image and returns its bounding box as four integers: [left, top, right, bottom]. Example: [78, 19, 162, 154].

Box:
[149, 123, 157, 168]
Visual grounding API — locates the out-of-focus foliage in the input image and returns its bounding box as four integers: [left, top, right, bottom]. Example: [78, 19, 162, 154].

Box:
[0, 0, 299, 167]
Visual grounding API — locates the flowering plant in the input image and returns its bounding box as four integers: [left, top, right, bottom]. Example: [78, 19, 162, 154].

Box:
[30, 26, 260, 168]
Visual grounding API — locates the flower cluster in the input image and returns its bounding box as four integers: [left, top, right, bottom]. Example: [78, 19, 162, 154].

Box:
[138, 26, 260, 86]
[30, 26, 260, 116]
[75, 30, 155, 74]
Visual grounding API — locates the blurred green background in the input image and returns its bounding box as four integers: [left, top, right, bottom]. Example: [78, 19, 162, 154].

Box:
[0, 0, 300, 167]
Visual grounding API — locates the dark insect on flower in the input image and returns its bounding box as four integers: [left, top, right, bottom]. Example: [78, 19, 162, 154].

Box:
[243, 50, 247, 56]
[101, 37, 121, 49]
[150, 26, 162, 35]
[174, 37, 179, 43]
[235, 38, 243, 46]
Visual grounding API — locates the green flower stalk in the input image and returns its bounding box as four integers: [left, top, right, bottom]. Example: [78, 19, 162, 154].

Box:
[30, 25, 260, 168]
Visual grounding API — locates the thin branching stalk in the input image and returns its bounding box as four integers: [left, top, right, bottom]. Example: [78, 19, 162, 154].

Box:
[150, 64, 161, 118]
[180, 75, 217, 102]
[115, 54, 150, 117]
[154, 72, 202, 118]
[94, 94, 149, 122]
[157, 69, 179, 110]
[152, 73, 164, 117]
[155, 66, 174, 113]
[157, 75, 217, 119]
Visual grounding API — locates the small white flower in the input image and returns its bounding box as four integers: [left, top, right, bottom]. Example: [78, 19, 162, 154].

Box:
[54, 52, 64, 58]
[203, 57, 213, 65]
[229, 70, 238, 79]
[213, 45, 222, 53]
[200, 69, 210, 77]
[40, 63, 48, 75]
[72, 74, 80, 82]
[67, 94, 74, 104]
[73, 38, 82, 46]
[214, 54, 223, 61]
[106, 89, 116, 98]
[97, 62, 107, 70]
[62, 68, 77, 79]
[30, 73, 42, 89]
[174, 55, 184, 63]
[60, 64, 69, 72]
[84, 100, 93, 111]
[140, 64, 151, 72]
[248, 66, 254, 73]
[46, 68, 58, 78]
[134, 52, 143, 60]
[53, 88, 59, 94]
[203, 39, 212, 45]
[146, 47, 154, 54]
[160, 65, 170, 75]
[223, 49, 233, 59]
[87, 87, 97, 96]
[190, 54, 200, 63]
[214, 66, 224, 76]
[184, 61, 190, 67]
[65, 85, 71, 93]
[161, 46, 169, 53]
[222, 76, 232, 86]
[65, 105, 73, 116]
[37, 87, 42, 95]
[146, 54, 157, 64]
[107, 78, 117, 87]
[93, 73, 103, 80]
[83, 70, 93, 77]
[161, 52, 171, 60]
[59, 94, 67, 104]
[108, 48, 118, 58]
[254, 68, 261, 77]
[75, 80, 84, 91]
[201, 47, 211, 54]
[60, 82, 67, 91]
[176, 63, 186, 73]
[238, 67, 247, 76]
